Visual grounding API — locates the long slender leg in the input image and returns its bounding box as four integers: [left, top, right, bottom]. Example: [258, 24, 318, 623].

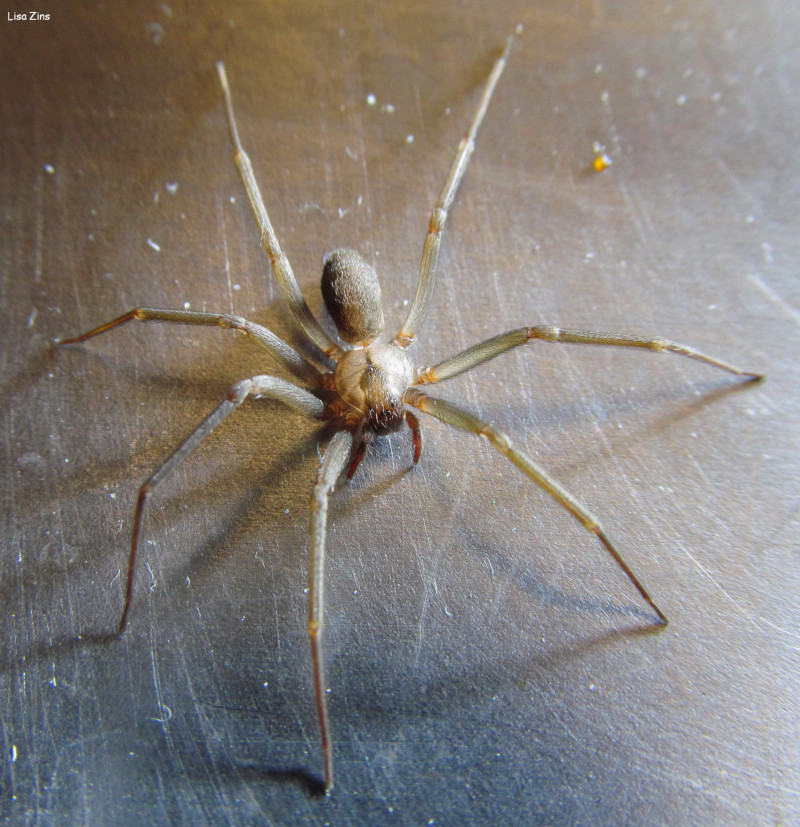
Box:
[405, 410, 424, 464]
[346, 429, 372, 480]
[57, 307, 324, 386]
[414, 325, 763, 384]
[119, 375, 326, 633]
[308, 428, 355, 792]
[347, 411, 422, 479]
[405, 388, 668, 624]
[216, 63, 342, 360]
[394, 39, 512, 348]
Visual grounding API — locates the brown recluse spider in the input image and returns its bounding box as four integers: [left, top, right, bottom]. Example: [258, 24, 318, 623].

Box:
[58, 38, 762, 792]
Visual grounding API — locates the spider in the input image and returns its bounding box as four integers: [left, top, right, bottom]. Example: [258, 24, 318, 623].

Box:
[58, 39, 761, 792]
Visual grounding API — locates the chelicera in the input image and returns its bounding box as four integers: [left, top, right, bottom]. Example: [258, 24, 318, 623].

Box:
[58, 39, 761, 791]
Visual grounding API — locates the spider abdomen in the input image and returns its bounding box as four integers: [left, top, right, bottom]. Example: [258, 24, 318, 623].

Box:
[334, 344, 413, 433]
[321, 249, 385, 346]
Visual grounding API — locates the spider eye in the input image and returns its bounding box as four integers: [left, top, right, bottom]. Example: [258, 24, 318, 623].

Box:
[322, 248, 385, 345]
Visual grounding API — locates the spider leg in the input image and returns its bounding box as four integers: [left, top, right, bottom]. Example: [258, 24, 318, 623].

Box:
[414, 325, 763, 384]
[346, 425, 372, 480]
[119, 375, 326, 633]
[57, 307, 324, 386]
[405, 388, 668, 625]
[405, 409, 424, 464]
[309, 428, 355, 792]
[216, 63, 343, 360]
[347, 412, 422, 479]
[394, 39, 512, 348]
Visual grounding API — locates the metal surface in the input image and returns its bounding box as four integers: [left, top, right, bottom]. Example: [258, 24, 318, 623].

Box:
[1, 1, 797, 823]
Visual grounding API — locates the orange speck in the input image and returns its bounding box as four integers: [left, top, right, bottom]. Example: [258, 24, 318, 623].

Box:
[593, 153, 612, 172]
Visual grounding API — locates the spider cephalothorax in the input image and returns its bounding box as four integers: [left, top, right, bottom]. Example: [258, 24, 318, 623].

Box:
[58, 39, 761, 792]
[333, 340, 414, 435]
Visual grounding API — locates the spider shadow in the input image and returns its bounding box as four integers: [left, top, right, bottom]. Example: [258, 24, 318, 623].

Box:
[487, 539, 663, 628]
[565, 373, 761, 483]
[114, 419, 324, 625]
[444, 504, 665, 640]
[0, 368, 325, 669]
[2, 629, 122, 675]
[314, 429, 670, 726]
[650, 373, 762, 424]
[0, 338, 64, 419]
[188, 598, 663, 800]
[217, 763, 328, 799]
[497, 369, 762, 483]
[397, 617, 665, 721]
